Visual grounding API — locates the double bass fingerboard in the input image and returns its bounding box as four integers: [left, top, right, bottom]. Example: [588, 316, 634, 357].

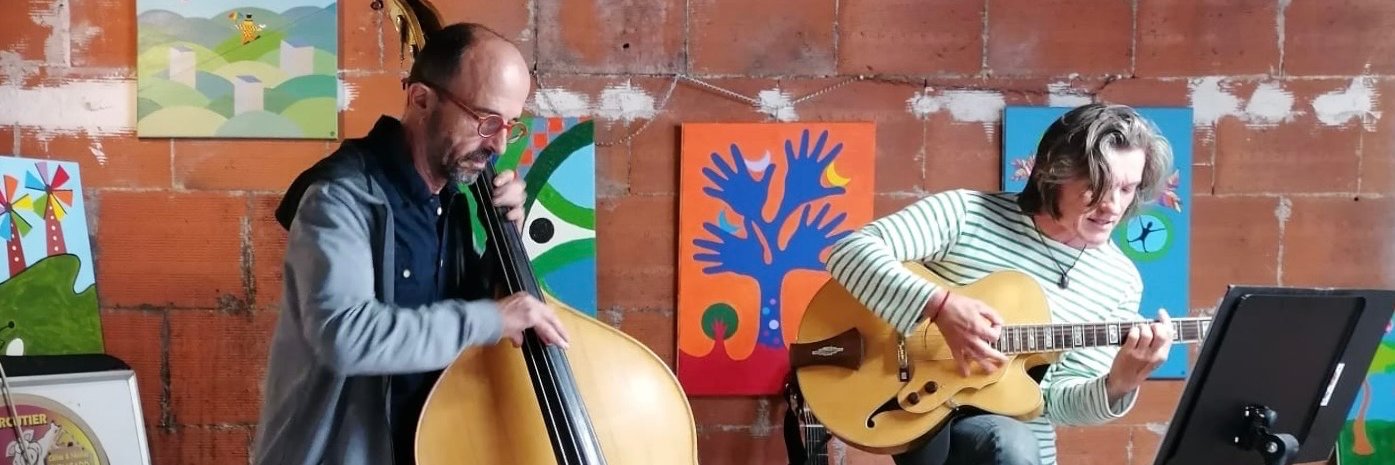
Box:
[991, 317, 1212, 354]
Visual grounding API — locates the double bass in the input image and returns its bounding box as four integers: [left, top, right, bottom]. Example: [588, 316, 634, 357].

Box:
[382, 2, 700, 463]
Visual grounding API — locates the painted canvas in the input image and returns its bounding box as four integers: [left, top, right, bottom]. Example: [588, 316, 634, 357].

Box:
[677, 123, 875, 395]
[0, 156, 101, 356]
[1001, 106, 1193, 379]
[1337, 318, 1395, 464]
[465, 117, 596, 317]
[136, 0, 339, 138]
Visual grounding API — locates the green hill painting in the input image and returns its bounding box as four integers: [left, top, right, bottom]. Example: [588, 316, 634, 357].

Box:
[136, 0, 338, 139]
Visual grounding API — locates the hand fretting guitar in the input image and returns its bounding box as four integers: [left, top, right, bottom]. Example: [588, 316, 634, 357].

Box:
[788, 264, 1211, 454]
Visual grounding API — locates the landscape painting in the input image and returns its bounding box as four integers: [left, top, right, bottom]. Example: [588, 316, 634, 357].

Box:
[677, 123, 875, 395]
[1337, 319, 1395, 465]
[136, 0, 338, 138]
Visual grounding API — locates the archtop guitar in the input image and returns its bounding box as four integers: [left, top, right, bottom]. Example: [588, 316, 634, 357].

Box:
[789, 263, 1211, 454]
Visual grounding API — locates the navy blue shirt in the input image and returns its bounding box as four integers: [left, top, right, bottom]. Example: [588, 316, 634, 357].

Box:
[364, 118, 452, 464]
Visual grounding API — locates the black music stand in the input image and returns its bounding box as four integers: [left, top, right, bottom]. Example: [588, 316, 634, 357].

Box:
[1151, 285, 1395, 465]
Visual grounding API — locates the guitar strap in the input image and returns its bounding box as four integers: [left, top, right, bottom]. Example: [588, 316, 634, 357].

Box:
[782, 397, 806, 465]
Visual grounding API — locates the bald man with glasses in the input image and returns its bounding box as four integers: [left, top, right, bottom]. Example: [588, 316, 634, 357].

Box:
[253, 23, 570, 465]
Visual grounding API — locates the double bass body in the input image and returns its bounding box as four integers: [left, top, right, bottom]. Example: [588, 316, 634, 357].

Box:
[414, 164, 699, 464]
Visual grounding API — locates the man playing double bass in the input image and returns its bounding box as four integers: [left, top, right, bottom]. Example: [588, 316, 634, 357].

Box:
[252, 23, 570, 465]
[824, 103, 1178, 465]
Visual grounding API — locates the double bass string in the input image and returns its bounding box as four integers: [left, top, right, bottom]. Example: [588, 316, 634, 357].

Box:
[472, 165, 587, 463]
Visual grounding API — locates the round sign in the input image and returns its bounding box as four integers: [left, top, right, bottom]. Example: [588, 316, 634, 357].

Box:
[0, 393, 107, 465]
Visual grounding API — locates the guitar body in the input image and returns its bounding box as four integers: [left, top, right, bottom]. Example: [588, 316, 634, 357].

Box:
[415, 296, 700, 464]
[792, 264, 1056, 455]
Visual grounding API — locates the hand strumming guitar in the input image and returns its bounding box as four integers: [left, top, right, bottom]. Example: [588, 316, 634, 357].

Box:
[1105, 308, 1173, 401]
[924, 290, 1009, 376]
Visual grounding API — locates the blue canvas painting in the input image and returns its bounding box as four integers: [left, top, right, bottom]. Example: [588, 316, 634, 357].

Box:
[1001, 106, 1193, 379]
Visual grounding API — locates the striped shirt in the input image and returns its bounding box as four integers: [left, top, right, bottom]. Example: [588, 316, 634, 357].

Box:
[824, 189, 1143, 465]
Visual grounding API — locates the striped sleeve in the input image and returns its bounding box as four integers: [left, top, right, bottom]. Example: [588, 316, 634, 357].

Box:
[1040, 279, 1143, 426]
[824, 190, 969, 334]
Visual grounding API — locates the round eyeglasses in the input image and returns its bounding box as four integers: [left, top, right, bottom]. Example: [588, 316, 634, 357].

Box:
[410, 79, 529, 143]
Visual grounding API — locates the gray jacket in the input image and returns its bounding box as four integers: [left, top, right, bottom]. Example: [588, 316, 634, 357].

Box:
[252, 118, 505, 465]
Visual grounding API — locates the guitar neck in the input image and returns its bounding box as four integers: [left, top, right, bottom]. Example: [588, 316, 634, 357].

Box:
[991, 317, 1211, 355]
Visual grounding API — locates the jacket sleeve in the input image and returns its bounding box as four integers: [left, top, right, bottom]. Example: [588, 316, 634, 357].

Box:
[824, 189, 970, 335]
[1040, 280, 1142, 426]
[284, 181, 504, 376]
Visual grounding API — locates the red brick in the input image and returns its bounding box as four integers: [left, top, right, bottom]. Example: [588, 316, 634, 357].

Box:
[538, 0, 684, 74]
[1119, 380, 1185, 426]
[1098, 78, 1191, 108]
[173, 140, 329, 191]
[843, 442, 895, 465]
[689, 397, 781, 427]
[169, 310, 277, 425]
[1189, 195, 1279, 309]
[1136, 0, 1279, 76]
[1213, 81, 1362, 194]
[340, 72, 407, 139]
[874, 193, 921, 218]
[1, 0, 59, 62]
[1192, 164, 1213, 196]
[341, 0, 382, 71]
[1285, 0, 1395, 75]
[837, 0, 982, 75]
[628, 78, 772, 195]
[618, 307, 676, 368]
[696, 429, 789, 465]
[100, 308, 165, 426]
[924, 113, 999, 192]
[19, 130, 172, 189]
[690, 0, 836, 75]
[1282, 196, 1395, 289]
[0, 125, 14, 155]
[96, 191, 246, 308]
[1131, 425, 1165, 465]
[72, 0, 131, 68]
[782, 80, 925, 193]
[1056, 425, 1131, 465]
[596, 195, 674, 310]
[432, 1, 530, 44]
[249, 194, 286, 310]
[148, 426, 253, 465]
[1361, 80, 1395, 195]
[987, 0, 1131, 76]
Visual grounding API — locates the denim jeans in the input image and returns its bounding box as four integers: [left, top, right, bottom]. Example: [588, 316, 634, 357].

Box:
[892, 414, 1043, 465]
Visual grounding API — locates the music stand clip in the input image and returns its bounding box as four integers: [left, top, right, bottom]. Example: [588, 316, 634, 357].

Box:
[1235, 404, 1299, 465]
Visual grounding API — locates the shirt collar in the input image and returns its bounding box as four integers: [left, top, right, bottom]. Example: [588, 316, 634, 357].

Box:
[364, 115, 436, 204]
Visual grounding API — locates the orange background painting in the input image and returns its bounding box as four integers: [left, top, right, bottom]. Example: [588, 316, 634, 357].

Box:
[677, 123, 875, 395]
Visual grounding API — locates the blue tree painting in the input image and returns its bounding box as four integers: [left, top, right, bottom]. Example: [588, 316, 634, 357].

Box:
[678, 124, 875, 395]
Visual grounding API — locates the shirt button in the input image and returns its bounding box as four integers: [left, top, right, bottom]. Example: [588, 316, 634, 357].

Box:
[437, 206, 443, 215]
[403, 269, 412, 278]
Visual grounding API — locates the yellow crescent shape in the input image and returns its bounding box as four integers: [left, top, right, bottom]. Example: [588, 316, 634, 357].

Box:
[824, 161, 851, 187]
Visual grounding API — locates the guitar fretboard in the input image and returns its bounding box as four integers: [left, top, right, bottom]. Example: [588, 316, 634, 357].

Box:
[991, 317, 1211, 354]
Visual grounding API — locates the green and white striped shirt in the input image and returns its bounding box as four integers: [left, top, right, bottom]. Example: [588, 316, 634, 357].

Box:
[825, 189, 1142, 465]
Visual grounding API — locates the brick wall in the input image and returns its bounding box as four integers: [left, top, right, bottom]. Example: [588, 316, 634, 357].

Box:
[2, 0, 1392, 464]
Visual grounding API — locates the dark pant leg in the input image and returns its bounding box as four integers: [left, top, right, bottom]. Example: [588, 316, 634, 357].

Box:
[892, 415, 1042, 465]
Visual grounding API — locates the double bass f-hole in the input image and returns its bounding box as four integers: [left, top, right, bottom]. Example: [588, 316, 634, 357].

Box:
[471, 164, 607, 465]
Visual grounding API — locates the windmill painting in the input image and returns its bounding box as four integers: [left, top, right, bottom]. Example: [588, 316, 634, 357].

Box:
[677, 123, 875, 395]
[0, 156, 101, 357]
